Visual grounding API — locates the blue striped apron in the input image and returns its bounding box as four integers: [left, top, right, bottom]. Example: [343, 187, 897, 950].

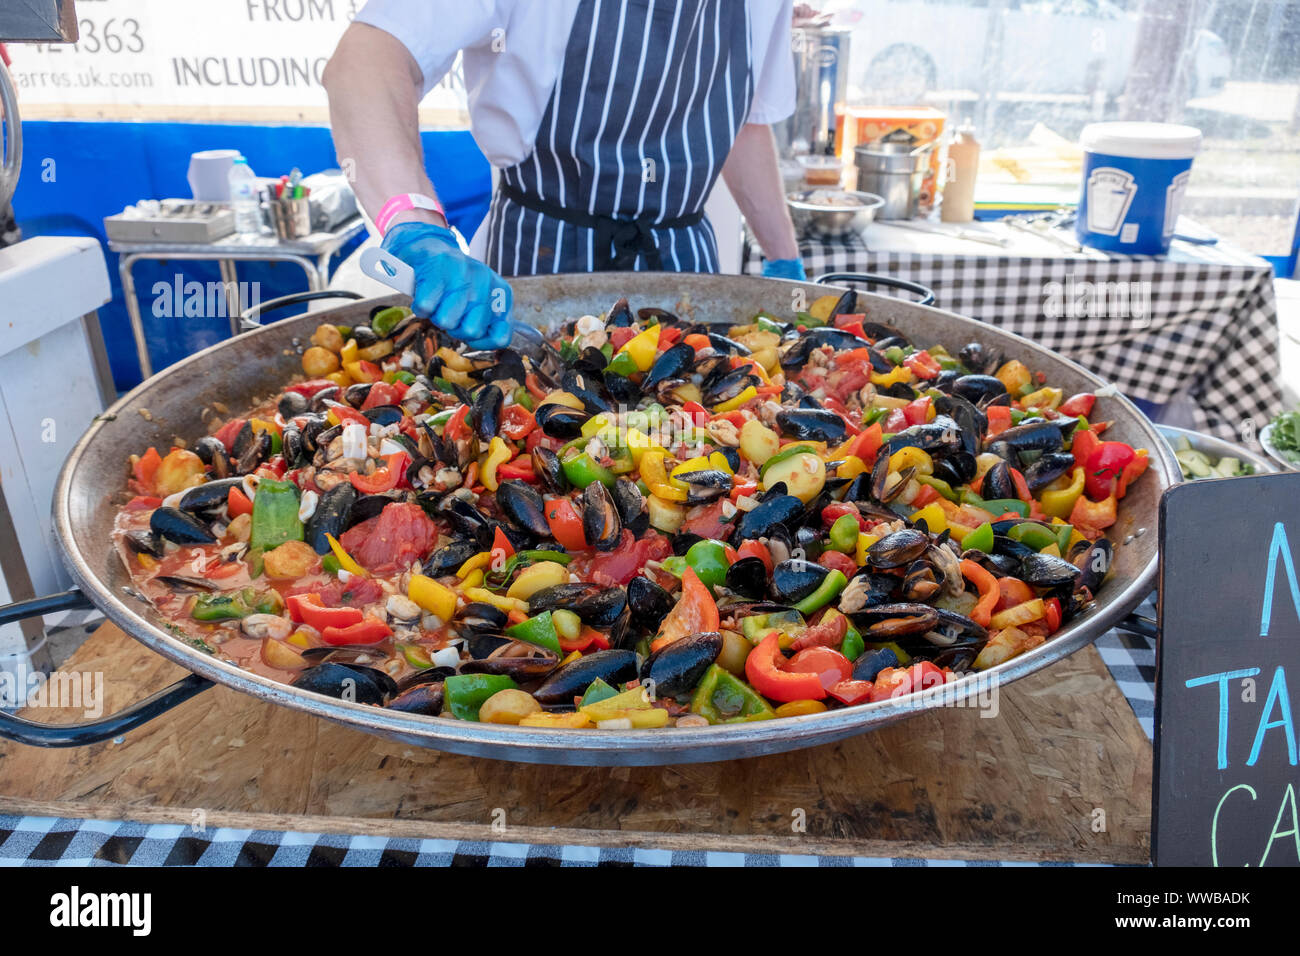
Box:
[484, 0, 753, 275]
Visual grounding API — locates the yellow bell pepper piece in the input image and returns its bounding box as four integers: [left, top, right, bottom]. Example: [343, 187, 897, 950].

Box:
[408, 574, 458, 622]
[945, 522, 977, 544]
[559, 649, 583, 667]
[643, 450, 688, 502]
[457, 552, 492, 578]
[358, 340, 394, 363]
[871, 366, 914, 388]
[325, 533, 367, 577]
[581, 412, 614, 439]
[542, 390, 586, 412]
[837, 455, 868, 482]
[480, 436, 512, 491]
[286, 630, 314, 649]
[580, 685, 653, 720]
[909, 503, 947, 534]
[624, 428, 661, 465]
[708, 451, 734, 475]
[889, 446, 934, 476]
[462, 587, 530, 614]
[440, 368, 473, 387]
[519, 711, 593, 728]
[618, 323, 661, 372]
[854, 533, 879, 566]
[326, 371, 352, 388]
[713, 385, 758, 414]
[136, 553, 158, 569]
[461, 569, 485, 589]
[596, 707, 671, 728]
[340, 339, 359, 365]
[435, 346, 473, 372]
[1019, 386, 1063, 411]
[1040, 467, 1085, 520]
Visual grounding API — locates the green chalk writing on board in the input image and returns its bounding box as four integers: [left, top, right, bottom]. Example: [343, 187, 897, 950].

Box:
[1260, 522, 1300, 637]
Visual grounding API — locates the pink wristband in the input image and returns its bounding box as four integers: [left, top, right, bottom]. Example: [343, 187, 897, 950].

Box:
[375, 193, 446, 235]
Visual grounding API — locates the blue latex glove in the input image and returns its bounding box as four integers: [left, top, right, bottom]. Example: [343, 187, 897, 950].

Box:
[381, 222, 513, 349]
[762, 257, 807, 281]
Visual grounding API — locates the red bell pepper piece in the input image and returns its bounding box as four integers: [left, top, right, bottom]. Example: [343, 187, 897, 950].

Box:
[1070, 426, 1101, 473]
[361, 381, 407, 411]
[961, 558, 1000, 628]
[498, 459, 539, 482]
[349, 452, 409, 495]
[132, 447, 163, 492]
[545, 497, 588, 552]
[985, 405, 1012, 439]
[491, 527, 515, 566]
[786, 646, 853, 692]
[1084, 441, 1137, 500]
[903, 396, 932, 427]
[883, 408, 908, 433]
[869, 662, 947, 703]
[1070, 493, 1118, 533]
[1008, 466, 1032, 503]
[227, 485, 254, 519]
[911, 483, 942, 507]
[903, 349, 941, 380]
[657, 326, 683, 350]
[1115, 448, 1149, 499]
[827, 678, 874, 707]
[736, 539, 773, 574]
[1058, 392, 1096, 418]
[330, 404, 370, 430]
[285, 379, 337, 399]
[213, 419, 246, 452]
[444, 404, 471, 442]
[745, 632, 827, 702]
[320, 616, 393, 646]
[842, 422, 883, 467]
[681, 401, 709, 426]
[287, 592, 364, 631]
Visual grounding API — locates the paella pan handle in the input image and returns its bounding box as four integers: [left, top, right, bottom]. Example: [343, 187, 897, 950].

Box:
[238, 289, 363, 332]
[814, 271, 936, 307]
[0, 590, 214, 748]
[1114, 612, 1157, 640]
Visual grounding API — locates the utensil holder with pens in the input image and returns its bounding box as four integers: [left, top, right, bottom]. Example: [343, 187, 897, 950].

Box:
[269, 196, 311, 239]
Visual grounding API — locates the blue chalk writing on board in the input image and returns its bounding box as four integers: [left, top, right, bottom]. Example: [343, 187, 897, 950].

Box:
[1260, 522, 1300, 637]
[1186, 668, 1262, 770]
[1248, 666, 1298, 767]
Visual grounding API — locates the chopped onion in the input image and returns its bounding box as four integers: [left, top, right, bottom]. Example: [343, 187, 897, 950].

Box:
[431, 646, 461, 669]
[297, 489, 318, 522]
[341, 423, 368, 460]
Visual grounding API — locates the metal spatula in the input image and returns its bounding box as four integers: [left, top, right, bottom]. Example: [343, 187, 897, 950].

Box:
[359, 246, 546, 357]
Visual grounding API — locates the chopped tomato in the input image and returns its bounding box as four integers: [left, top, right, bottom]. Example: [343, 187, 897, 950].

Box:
[330, 404, 370, 429]
[658, 326, 683, 350]
[786, 646, 853, 692]
[491, 526, 515, 565]
[1084, 441, 1136, 500]
[903, 396, 932, 427]
[545, 498, 588, 552]
[500, 404, 536, 440]
[869, 661, 947, 702]
[995, 577, 1035, 612]
[911, 483, 941, 507]
[125, 495, 163, 510]
[498, 459, 539, 482]
[827, 679, 874, 706]
[287, 592, 364, 630]
[1071, 426, 1101, 473]
[583, 530, 672, 587]
[349, 452, 408, 495]
[818, 549, 858, 578]
[444, 404, 471, 442]
[736, 539, 773, 574]
[841, 423, 883, 467]
[883, 408, 908, 433]
[985, 405, 1012, 439]
[132, 447, 163, 492]
[285, 379, 337, 398]
[1008, 467, 1032, 503]
[681, 400, 709, 426]
[903, 350, 941, 380]
[1115, 448, 1149, 499]
[361, 381, 406, 410]
[1044, 596, 1063, 633]
[213, 419, 246, 452]
[681, 500, 732, 540]
[338, 501, 439, 574]
[652, 567, 719, 651]
[609, 326, 637, 351]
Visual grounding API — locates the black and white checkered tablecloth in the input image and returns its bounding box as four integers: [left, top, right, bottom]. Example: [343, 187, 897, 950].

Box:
[742, 228, 1282, 443]
[4, 600, 1157, 868]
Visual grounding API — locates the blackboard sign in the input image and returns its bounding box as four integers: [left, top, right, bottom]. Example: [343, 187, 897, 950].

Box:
[1155, 473, 1300, 866]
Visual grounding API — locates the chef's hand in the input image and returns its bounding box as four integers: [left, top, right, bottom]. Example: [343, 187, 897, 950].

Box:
[762, 258, 807, 281]
[381, 222, 513, 349]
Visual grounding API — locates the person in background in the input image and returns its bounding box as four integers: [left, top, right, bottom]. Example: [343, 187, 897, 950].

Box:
[324, 0, 805, 348]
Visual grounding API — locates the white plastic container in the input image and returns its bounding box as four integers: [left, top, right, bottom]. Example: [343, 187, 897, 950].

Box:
[1075, 122, 1201, 255]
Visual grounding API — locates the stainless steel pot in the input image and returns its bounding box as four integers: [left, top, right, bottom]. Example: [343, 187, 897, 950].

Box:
[855, 143, 932, 220]
[42, 273, 1177, 765]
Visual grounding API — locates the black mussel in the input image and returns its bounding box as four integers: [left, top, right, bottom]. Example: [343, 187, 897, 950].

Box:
[1075, 539, 1113, 593]
[775, 407, 847, 444]
[535, 403, 590, 439]
[176, 477, 242, 516]
[733, 494, 804, 543]
[581, 481, 623, 551]
[461, 602, 510, 631]
[277, 390, 309, 419]
[299, 414, 331, 454]
[304, 482, 357, 554]
[607, 297, 635, 327]
[627, 576, 675, 631]
[425, 539, 482, 578]
[724, 556, 769, 599]
[993, 535, 1036, 562]
[282, 425, 307, 467]
[779, 327, 867, 369]
[497, 479, 551, 538]
[794, 524, 825, 561]
[867, 529, 930, 569]
[344, 382, 373, 408]
[852, 646, 900, 682]
[962, 549, 1019, 577]
[671, 532, 704, 555]
[471, 384, 503, 442]
[612, 477, 648, 536]
[460, 646, 561, 682]
[853, 603, 941, 639]
[1023, 452, 1076, 491]
[951, 374, 1007, 404]
[531, 447, 568, 495]
[193, 436, 232, 479]
[292, 662, 392, 706]
[676, 468, 733, 504]
[562, 368, 611, 414]
[825, 288, 858, 321]
[958, 341, 998, 374]
[122, 528, 162, 559]
[771, 559, 831, 604]
[985, 420, 1066, 461]
[982, 460, 1018, 500]
[233, 427, 272, 474]
[385, 683, 444, 716]
[308, 385, 342, 412]
[932, 393, 985, 456]
[350, 490, 403, 526]
[363, 405, 404, 427]
[476, 349, 528, 386]
[706, 332, 751, 356]
[883, 416, 964, 457]
[933, 451, 978, 487]
[352, 325, 380, 348]
[842, 472, 873, 503]
[150, 506, 216, 545]
[640, 632, 723, 698]
[642, 343, 694, 391]
[529, 583, 628, 628]
[923, 608, 988, 647]
[604, 372, 640, 405]
[870, 454, 915, 504]
[439, 493, 495, 541]
[839, 571, 899, 612]
[153, 573, 218, 592]
[467, 632, 511, 659]
[715, 447, 741, 473]
[637, 306, 679, 324]
[702, 367, 759, 407]
[1020, 552, 1081, 587]
[534, 649, 638, 705]
[900, 559, 941, 602]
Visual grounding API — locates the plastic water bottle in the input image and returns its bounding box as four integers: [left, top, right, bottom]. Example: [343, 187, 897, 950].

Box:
[228, 157, 262, 236]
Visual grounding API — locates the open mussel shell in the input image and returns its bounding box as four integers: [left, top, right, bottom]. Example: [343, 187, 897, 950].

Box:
[1074, 538, 1113, 593]
[533, 649, 638, 705]
[461, 644, 560, 682]
[770, 559, 830, 604]
[676, 468, 732, 504]
[233, 426, 273, 474]
[529, 582, 628, 628]
[194, 436, 232, 479]
[732, 493, 803, 544]
[562, 368, 611, 414]
[385, 683, 445, 716]
[724, 556, 769, 599]
[535, 403, 590, 439]
[852, 603, 941, 639]
[870, 454, 914, 504]
[466, 632, 512, 659]
[866, 529, 930, 569]
[497, 479, 552, 538]
[627, 576, 675, 631]
[981, 459, 1018, 500]
[1020, 551, 1082, 588]
[149, 506, 216, 545]
[640, 632, 723, 699]
[304, 482, 357, 554]
[460, 602, 510, 633]
[640, 341, 692, 391]
[424, 539, 482, 578]
[612, 477, 648, 536]
[1023, 452, 1077, 492]
[396, 666, 456, 692]
[900, 559, 942, 602]
[581, 481, 623, 551]
[775, 407, 847, 444]
[291, 662, 395, 706]
[531, 447, 568, 495]
[176, 477, 242, 516]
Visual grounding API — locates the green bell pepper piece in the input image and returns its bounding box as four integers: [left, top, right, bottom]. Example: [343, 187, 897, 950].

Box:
[605, 351, 640, 378]
[505, 611, 562, 654]
[980, 498, 1031, 518]
[916, 474, 959, 502]
[755, 313, 786, 335]
[793, 570, 847, 615]
[442, 674, 519, 721]
[371, 306, 409, 337]
[684, 539, 729, 588]
[191, 593, 250, 622]
[512, 385, 535, 411]
[1008, 522, 1059, 552]
[249, 479, 303, 551]
[795, 311, 825, 328]
[862, 406, 889, 427]
[963, 521, 994, 553]
[561, 451, 616, 489]
[884, 345, 906, 365]
[660, 555, 688, 579]
[828, 514, 860, 553]
[321, 553, 341, 576]
[690, 665, 776, 724]
[759, 442, 820, 480]
[841, 628, 865, 662]
[580, 677, 619, 708]
[1055, 523, 1074, 554]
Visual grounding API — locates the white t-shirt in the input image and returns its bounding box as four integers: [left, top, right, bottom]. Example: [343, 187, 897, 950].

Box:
[353, 0, 797, 168]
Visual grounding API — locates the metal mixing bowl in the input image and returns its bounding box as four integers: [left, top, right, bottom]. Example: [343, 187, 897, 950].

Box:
[787, 189, 884, 240]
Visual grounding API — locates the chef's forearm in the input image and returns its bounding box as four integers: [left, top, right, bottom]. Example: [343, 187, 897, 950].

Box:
[323, 24, 447, 230]
[721, 123, 799, 261]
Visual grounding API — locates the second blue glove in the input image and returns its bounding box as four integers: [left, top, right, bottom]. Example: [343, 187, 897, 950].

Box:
[381, 222, 514, 349]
